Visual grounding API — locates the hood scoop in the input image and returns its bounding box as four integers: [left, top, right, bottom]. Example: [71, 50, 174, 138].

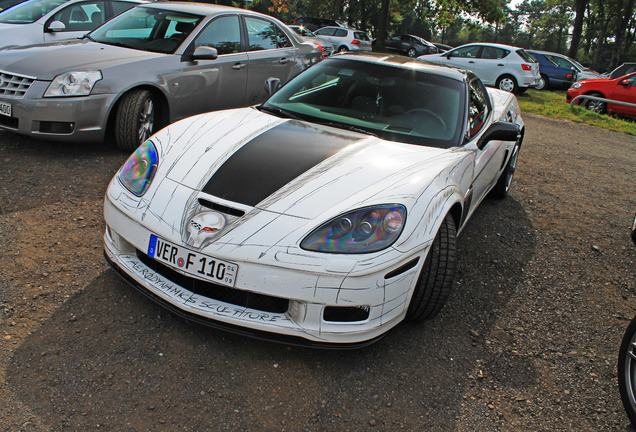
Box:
[198, 198, 246, 218]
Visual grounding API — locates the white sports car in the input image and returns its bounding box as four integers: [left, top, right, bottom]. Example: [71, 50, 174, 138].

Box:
[104, 53, 524, 347]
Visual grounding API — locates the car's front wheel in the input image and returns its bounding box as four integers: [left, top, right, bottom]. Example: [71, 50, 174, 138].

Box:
[491, 141, 520, 199]
[115, 89, 158, 151]
[618, 315, 636, 426]
[496, 74, 519, 94]
[584, 92, 607, 114]
[405, 213, 457, 322]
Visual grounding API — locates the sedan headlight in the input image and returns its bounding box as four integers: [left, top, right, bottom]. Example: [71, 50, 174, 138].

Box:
[118, 140, 158, 196]
[570, 82, 583, 89]
[44, 70, 102, 97]
[301, 205, 406, 254]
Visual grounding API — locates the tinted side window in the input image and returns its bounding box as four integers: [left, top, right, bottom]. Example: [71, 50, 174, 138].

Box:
[334, 28, 347, 37]
[481, 47, 508, 59]
[51, 1, 106, 31]
[245, 16, 277, 50]
[452, 46, 481, 58]
[467, 77, 491, 139]
[193, 15, 241, 55]
[315, 27, 335, 36]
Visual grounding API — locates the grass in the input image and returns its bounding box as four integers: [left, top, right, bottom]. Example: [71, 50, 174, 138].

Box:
[517, 89, 636, 136]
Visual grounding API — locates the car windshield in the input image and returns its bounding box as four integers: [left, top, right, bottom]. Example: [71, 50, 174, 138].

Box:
[89, 6, 203, 54]
[262, 58, 465, 148]
[0, 0, 65, 23]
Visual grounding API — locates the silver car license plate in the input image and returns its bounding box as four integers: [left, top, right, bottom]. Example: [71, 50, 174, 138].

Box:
[0, 101, 11, 117]
[147, 234, 238, 287]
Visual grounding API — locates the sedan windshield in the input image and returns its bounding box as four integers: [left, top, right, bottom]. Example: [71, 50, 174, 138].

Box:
[262, 58, 465, 148]
[89, 6, 203, 54]
[0, 0, 65, 23]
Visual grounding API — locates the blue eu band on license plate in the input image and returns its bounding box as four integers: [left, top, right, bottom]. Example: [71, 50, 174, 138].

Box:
[147, 234, 237, 287]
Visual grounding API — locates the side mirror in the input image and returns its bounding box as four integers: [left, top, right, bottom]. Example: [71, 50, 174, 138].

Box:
[446, 52, 452, 59]
[47, 20, 66, 32]
[191, 46, 218, 61]
[619, 78, 630, 86]
[476, 121, 520, 150]
[266, 77, 281, 96]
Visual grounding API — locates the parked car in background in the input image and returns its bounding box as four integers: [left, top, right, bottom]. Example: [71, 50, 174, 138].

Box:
[103, 52, 524, 346]
[419, 43, 540, 94]
[0, 2, 322, 150]
[528, 50, 601, 90]
[0, 0, 26, 11]
[373, 34, 437, 57]
[603, 62, 636, 79]
[291, 16, 344, 32]
[289, 25, 333, 57]
[0, 0, 144, 49]
[314, 26, 371, 53]
[433, 42, 452, 53]
[567, 72, 636, 116]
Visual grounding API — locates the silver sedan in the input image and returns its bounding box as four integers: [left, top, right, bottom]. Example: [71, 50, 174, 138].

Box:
[0, 2, 322, 150]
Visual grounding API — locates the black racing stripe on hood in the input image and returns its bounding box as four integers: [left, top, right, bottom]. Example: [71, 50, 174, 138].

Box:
[202, 120, 361, 207]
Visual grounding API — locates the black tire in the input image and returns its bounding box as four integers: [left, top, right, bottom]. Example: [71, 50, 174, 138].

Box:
[406, 214, 457, 322]
[337, 45, 348, 53]
[618, 315, 636, 426]
[115, 89, 157, 152]
[496, 74, 519, 94]
[491, 142, 520, 199]
[407, 47, 417, 57]
[584, 92, 607, 114]
[536, 74, 549, 90]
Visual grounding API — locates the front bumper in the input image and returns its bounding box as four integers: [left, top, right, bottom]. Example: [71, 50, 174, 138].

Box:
[0, 80, 115, 142]
[103, 194, 425, 346]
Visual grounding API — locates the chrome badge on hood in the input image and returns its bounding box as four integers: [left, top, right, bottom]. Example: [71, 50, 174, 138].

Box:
[184, 207, 227, 249]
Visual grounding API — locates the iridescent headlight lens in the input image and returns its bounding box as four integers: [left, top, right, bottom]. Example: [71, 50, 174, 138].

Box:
[301, 205, 406, 253]
[118, 140, 158, 196]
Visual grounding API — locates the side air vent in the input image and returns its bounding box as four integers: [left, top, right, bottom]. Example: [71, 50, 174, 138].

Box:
[198, 198, 246, 217]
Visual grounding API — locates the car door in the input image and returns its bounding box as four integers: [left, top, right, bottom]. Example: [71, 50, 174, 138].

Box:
[464, 77, 509, 203]
[608, 73, 636, 116]
[313, 27, 337, 46]
[243, 15, 299, 105]
[168, 14, 249, 121]
[43, 0, 107, 43]
[545, 54, 575, 85]
[440, 45, 482, 72]
[474, 45, 510, 86]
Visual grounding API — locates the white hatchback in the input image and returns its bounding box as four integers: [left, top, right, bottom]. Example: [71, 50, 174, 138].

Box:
[314, 26, 371, 53]
[420, 42, 540, 94]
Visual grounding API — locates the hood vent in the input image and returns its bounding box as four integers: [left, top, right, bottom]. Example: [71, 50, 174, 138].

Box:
[198, 198, 245, 218]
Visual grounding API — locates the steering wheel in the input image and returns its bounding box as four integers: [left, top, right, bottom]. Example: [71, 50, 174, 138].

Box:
[404, 108, 447, 129]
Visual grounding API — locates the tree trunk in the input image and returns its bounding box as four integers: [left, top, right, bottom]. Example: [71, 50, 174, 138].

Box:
[375, 0, 390, 49]
[568, 0, 588, 58]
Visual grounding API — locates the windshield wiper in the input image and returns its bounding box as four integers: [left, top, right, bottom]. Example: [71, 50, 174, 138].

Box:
[311, 119, 379, 138]
[258, 104, 303, 121]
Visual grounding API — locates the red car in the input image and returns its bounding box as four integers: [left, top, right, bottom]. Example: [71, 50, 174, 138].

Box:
[566, 72, 636, 116]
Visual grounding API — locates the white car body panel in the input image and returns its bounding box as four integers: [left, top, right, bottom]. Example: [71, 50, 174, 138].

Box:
[104, 64, 524, 346]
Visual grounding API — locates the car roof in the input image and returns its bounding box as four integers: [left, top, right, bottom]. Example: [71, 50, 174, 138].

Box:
[331, 52, 468, 82]
[139, 1, 267, 16]
[458, 42, 525, 51]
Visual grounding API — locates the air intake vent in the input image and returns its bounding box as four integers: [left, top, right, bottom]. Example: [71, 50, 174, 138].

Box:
[198, 198, 245, 217]
[0, 70, 36, 98]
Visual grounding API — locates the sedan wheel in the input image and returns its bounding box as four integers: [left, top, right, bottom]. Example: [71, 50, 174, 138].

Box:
[618, 316, 636, 426]
[338, 45, 348, 53]
[405, 213, 457, 322]
[496, 75, 518, 94]
[536, 74, 549, 90]
[115, 89, 157, 151]
[407, 47, 417, 57]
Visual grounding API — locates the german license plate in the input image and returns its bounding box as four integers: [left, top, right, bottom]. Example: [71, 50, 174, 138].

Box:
[0, 101, 11, 117]
[148, 234, 238, 287]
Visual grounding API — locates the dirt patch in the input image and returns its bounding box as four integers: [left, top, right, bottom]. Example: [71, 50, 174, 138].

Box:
[0, 114, 634, 431]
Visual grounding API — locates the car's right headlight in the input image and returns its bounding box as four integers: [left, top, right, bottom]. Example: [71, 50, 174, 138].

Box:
[118, 140, 158, 196]
[570, 82, 583, 89]
[44, 70, 102, 97]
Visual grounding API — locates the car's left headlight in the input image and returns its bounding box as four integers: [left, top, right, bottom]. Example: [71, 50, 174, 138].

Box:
[301, 205, 406, 254]
[118, 140, 158, 196]
[44, 70, 102, 97]
[570, 82, 583, 89]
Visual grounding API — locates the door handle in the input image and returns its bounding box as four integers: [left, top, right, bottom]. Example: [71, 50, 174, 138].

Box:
[468, 60, 475, 64]
[497, 63, 504, 67]
[232, 63, 246, 70]
[279, 58, 289, 64]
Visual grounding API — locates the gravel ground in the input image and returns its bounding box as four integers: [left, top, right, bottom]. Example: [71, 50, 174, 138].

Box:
[0, 113, 635, 431]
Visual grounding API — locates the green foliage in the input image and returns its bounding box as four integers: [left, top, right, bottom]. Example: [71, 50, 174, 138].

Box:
[518, 90, 636, 136]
